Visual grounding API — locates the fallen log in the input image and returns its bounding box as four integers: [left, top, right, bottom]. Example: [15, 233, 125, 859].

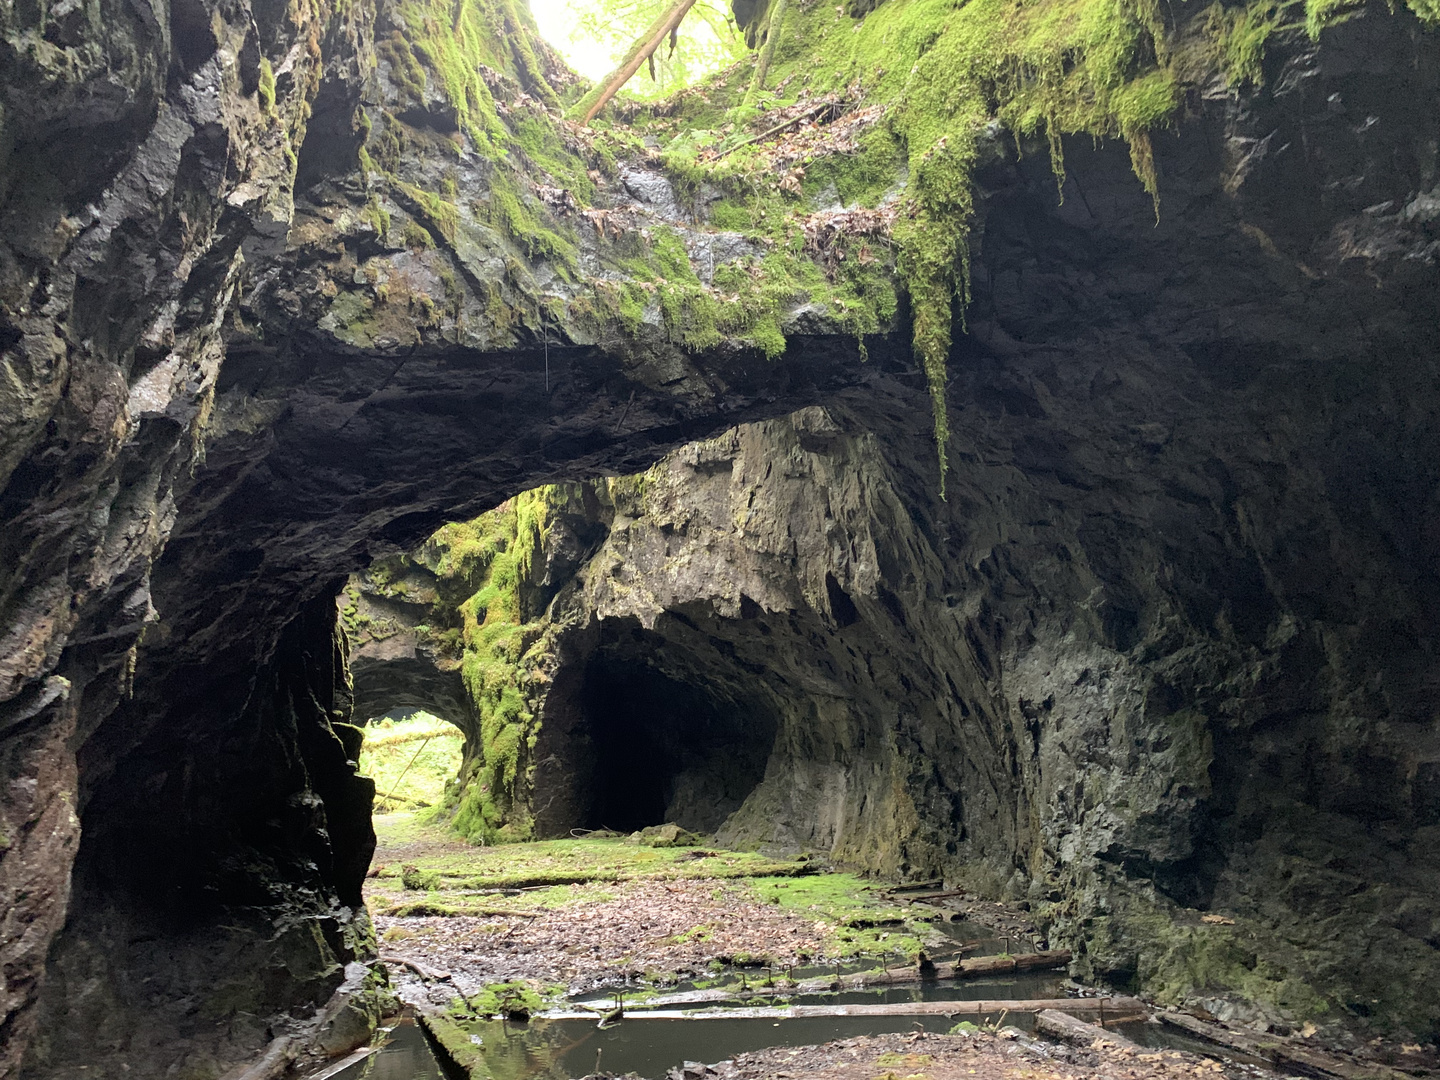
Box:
[304, 1045, 380, 1080]
[715, 101, 830, 158]
[218, 1036, 295, 1080]
[895, 890, 970, 903]
[1036, 1009, 1143, 1051]
[380, 955, 451, 981]
[569, 0, 699, 123]
[790, 949, 1071, 994]
[886, 880, 945, 893]
[1160, 1013, 1414, 1080]
[951, 950, 1073, 978]
[542, 997, 1145, 1022]
[577, 951, 1077, 1011]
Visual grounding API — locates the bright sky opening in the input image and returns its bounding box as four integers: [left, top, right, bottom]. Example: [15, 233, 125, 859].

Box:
[528, 0, 747, 97]
[529, 0, 615, 80]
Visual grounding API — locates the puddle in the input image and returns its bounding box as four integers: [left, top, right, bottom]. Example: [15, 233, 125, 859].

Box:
[459, 1012, 1019, 1080]
[335, 1010, 1282, 1080]
[930, 919, 1034, 957]
[328, 1021, 462, 1080]
[336, 938, 1075, 1079]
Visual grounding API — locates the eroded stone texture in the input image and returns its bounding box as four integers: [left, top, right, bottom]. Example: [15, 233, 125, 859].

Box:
[0, 0, 880, 1071]
[1, 0, 1437, 1071]
[353, 8, 1440, 1040]
[0, 0, 348, 1064]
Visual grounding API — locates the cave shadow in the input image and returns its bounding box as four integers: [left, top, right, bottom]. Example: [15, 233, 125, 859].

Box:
[575, 620, 780, 835]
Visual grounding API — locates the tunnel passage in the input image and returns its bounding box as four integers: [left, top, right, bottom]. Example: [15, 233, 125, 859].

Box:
[573, 619, 781, 835]
[358, 709, 468, 813]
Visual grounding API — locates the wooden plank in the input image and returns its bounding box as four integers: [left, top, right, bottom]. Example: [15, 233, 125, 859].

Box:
[579, 951, 1075, 1011]
[541, 997, 1145, 1022]
[304, 1046, 379, 1080]
[1159, 1013, 1413, 1080]
[953, 950, 1072, 979]
[1036, 1009, 1142, 1051]
[788, 949, 1071, 994]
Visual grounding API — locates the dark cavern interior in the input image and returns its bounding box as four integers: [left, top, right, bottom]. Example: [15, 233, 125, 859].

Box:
[1, 0, 1438, 1073]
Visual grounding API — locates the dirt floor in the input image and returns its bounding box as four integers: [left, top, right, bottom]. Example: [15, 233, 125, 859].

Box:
[375, 877, 835, 989]
[366, 812, 942, 1002]
[695, 1031, 1254, 1080]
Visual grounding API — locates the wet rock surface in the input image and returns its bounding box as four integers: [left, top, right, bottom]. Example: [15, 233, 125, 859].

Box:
[358, 7, 1440, 1042]
[0, 0, 1437, 1073]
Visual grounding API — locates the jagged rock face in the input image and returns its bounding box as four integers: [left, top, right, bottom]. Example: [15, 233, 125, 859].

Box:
[0, 0, 879, 1073]
[355, 7, 1440, 1038]
[344, 562, 476, 732]
[0, 0, 1436, 1070]
[0, 0, 357, 1065]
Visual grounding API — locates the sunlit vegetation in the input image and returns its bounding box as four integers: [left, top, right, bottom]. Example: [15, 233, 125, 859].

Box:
[538, 0, 746, 96]
[359, 712, 465, 812]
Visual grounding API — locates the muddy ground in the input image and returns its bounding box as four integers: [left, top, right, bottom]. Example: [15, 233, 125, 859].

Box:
[365, 812, 978, 1003]
[692, 1031, 1252, 1080]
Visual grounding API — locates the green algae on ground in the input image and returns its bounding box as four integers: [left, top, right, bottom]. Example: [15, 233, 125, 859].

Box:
[371, 829, 817, 888]
[749, 873, 929, 958]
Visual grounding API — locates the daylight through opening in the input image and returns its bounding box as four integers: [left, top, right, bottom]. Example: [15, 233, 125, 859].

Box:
[357, 709, 467, 814]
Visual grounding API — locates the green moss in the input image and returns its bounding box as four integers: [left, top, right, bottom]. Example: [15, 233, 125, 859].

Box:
[257, 57, 276, 115]
[493, 0, 563, 108]
[399, 183, 460, 245]
[749, 873, 929, 958]
[1201, 0, 1287, 88]
[479, 172, 578, 271]
[583, 0, 1202, 489]
[1085, 902, 1333, 1020]
[369, 111, 408, 175]
[427, 488, 572, 843]
[462, 980, 546, 1017]
[370, 823, 816, 885]
[420, 1014, 485, 1074]
[513, 115, 596, 201]
[802, 127, 904, 208]
[364, 195, 392, 239]
[710, 199, 754, 230]
[401, 865, 442, 890]
[402, 219, 436, 250]
[385, 3, 505, 153]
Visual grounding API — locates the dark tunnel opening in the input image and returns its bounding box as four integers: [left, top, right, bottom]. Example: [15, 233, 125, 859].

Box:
[577, 624, 779, 835]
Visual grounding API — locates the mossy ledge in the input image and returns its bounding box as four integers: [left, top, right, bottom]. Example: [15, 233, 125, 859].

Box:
[334, 0, 1436, 491]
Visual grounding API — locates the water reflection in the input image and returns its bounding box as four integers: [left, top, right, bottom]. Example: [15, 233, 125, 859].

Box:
[464, 1013, 975, 1080]
[330, 1021, 456, 1080]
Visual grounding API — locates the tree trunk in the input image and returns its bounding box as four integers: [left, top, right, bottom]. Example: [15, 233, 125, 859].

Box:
[569, 0, 700, 124]
[743, 0, 791, 104]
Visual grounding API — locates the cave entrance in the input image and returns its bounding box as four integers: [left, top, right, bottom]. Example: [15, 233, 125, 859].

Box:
[356, 708, 466, 813]
[576, 621, 779, 835]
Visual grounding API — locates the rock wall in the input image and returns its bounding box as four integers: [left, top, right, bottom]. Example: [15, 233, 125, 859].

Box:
[1, 0, 1437, 1070]
[355, 6, 1440, 1040]
[0, 0, 881, 1069]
